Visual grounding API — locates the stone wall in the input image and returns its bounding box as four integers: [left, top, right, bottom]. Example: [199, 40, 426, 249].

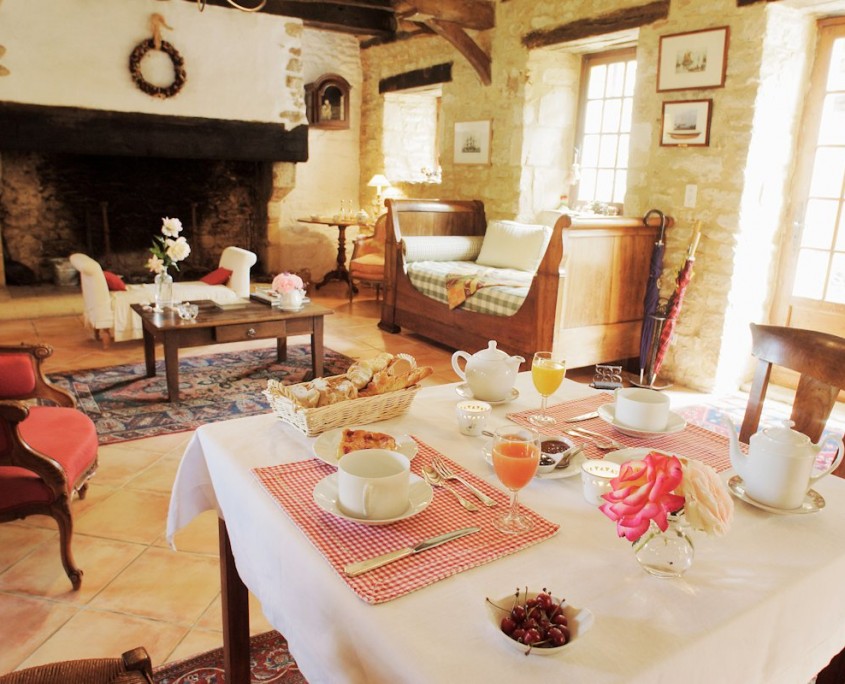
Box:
[359, 0, 817, 391]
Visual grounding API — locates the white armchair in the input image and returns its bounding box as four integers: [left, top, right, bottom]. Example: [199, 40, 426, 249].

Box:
[69, 247, 257, 348]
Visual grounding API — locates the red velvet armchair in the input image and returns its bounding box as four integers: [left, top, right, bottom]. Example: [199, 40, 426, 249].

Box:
[0, 343, 99, 590]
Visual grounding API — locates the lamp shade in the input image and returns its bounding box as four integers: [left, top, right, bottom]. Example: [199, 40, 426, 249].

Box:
[367, 174, 391, 189]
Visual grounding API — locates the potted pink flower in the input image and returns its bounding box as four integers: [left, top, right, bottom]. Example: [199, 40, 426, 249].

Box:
[599, 451, 733, 577]
[271, 272, 305, 311]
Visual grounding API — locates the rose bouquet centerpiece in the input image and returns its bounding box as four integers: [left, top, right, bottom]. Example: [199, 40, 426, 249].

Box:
[146, 217, 190, 311]
[271, 272, 305, 310]
[599, 451, 734, 576]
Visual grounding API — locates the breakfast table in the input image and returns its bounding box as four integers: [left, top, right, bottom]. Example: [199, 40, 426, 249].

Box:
[166, 373, 845, 684]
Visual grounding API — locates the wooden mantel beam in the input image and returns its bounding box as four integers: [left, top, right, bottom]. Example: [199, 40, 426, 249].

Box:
[394, 0, 495, 31]
[423, 19, 491, 85]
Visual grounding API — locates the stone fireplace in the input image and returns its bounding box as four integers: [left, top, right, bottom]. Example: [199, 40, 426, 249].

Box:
[0, 102, 308, 287]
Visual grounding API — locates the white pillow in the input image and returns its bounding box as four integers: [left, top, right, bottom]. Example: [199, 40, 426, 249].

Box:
[402, 236, 484, 263]
[475, 220, 552, 273]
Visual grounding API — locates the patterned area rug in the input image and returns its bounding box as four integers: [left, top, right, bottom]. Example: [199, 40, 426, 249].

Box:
[154, 630, 306, 684]
[48, 346, 352, 445]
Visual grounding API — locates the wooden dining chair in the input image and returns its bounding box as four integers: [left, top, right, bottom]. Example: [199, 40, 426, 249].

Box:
[0, 343, 99, 590]
[349, 214, 386, 302]
[742, 323, 845, 682]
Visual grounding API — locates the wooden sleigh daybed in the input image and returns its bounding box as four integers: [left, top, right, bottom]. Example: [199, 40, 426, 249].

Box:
[378, 199, 665, 369]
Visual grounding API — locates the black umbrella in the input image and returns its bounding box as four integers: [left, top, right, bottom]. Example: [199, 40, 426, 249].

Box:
[639, 209, 668, 384]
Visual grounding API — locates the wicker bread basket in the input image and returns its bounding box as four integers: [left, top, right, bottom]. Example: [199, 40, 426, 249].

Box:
[264, 375, 421, 436]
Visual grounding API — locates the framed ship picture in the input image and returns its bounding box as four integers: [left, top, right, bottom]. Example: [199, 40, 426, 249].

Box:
[454, 120, 491, 164]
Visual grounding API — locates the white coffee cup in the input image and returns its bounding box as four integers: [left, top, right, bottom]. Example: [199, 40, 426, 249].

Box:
[337, 449, 410, 520]
[581, 460, 621, 506]
[455, 400, 492, 436]
[614, 387, 670, 432]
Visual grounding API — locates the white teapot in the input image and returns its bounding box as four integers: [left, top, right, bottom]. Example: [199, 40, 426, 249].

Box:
[451, 341, 524, 402]
[725, 417, 844, 510]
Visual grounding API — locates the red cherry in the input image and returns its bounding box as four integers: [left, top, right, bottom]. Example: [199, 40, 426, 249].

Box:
[553, 613, 568, 626]
[523, 628, 542, 645]
[547, 627, 566, 646]
[512, 628, 526, 642]
[511, 605, 526, 622]
[501, 616, 517, 635]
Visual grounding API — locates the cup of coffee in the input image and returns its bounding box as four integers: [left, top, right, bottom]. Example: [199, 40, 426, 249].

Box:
[614, 387, 670, 432]
[337, 449, 410, 520]
[455, 400, 492, 436]
[581, 460, 621, 506]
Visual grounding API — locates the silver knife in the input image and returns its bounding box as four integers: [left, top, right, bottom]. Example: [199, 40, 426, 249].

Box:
[344, 526, 480, 577]
[563, 411, 599, 422]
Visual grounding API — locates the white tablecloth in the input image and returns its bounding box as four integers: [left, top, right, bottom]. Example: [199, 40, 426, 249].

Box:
[167, 375, 845, 684]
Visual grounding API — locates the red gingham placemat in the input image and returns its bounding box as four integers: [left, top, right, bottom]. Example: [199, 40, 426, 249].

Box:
[507, 393, 735, 472]
[251, 439, 559, 604]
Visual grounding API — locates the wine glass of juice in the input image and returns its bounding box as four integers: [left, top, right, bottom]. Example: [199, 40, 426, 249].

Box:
[491, 425, 540, 534]
[529, 351, 566, 427]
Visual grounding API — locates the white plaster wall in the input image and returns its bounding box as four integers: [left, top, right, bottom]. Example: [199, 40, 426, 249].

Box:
[271, 29, 363, 281]
[0, 0, 304, 126]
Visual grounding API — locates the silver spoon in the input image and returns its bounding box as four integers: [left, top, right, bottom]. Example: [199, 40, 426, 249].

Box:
[422, 466, 479, 512]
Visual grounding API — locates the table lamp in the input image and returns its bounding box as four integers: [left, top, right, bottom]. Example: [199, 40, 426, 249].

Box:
[367, 174, 391, 218]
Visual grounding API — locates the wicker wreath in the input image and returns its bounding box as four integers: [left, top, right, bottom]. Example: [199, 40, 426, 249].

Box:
[129, 38, 186, 99]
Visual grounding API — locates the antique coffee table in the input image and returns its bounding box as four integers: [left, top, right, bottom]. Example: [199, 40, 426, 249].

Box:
[130, 300, 333, 402]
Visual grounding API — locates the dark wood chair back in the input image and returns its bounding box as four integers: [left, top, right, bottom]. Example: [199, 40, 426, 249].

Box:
[741, 323, 845, 478]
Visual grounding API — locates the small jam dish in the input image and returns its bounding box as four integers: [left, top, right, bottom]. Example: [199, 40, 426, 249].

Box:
[537, 437, 575, 474]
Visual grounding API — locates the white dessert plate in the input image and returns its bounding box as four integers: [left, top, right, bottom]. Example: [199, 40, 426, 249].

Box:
[313, 427, 418, 467]
[455, 383, 519, 405]
[601, 447, 677, 466]
[728, 476, 824, 515]
[485, 590, 593, 656]
[312, 473, 432, 526]
[482, 440, 586, 480]
[597, 403, 686, 438]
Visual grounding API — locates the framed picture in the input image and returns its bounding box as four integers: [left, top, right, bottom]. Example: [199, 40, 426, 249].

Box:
[454, 120, 491, 165]
[657, 26, 729, 92]
[661, 100, 712, 147]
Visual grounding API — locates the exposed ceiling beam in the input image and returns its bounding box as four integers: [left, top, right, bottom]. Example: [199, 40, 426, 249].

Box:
[182, 0, 396, 36]
[423, 18, 491, 85]
[394, 0, 495, 31]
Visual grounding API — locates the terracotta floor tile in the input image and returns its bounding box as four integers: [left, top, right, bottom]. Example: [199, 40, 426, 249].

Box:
[0, 593, 78, 672]
[154, 509, 219, 556]
[0, 524, 56, 572]
[127, 453, 180, 493]
[74, 489, 170, 544]
[0, 535, 145, 602]
[16, 608, 187, 671]
[195, 592, 274, 635]
[163, 628, 224, 664]
[89, 547, 219, 625]
[94, 443, 165, 488]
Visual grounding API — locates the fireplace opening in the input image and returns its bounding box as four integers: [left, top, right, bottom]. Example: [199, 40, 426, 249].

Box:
[1, 151, 271, 285]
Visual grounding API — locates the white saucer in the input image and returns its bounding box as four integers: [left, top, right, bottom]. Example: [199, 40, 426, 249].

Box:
[312, 427, 418, 467]
[455, 383, 519, 405]
[482, 441, 587, 480]
[597, 404, 686, 438]
[728, 476, 825, 515]
[312, 473, 433, 525]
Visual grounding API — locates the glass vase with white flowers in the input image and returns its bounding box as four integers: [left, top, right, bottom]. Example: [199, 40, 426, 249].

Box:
[146, 217, 191, 312]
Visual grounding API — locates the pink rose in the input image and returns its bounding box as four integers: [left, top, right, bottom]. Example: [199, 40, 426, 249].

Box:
[676, 457, 733, 536]
[272, 272, 304, 293]
[600, 452, 685, 542]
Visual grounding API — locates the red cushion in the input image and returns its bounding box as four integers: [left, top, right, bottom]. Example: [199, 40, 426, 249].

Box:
[0, 406, 97, 511]
[200, 267, 232, 286]
[0, 354, 36, 398]
[103, 270, 127, 291]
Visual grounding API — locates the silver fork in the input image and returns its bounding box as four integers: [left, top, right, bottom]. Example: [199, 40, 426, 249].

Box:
[422, 466, 479, 512]
[430, 456, 497, 507]
[565, 428, 624, 450]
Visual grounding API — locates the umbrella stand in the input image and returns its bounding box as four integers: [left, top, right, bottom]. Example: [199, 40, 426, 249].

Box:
[630, 312, 674, 390]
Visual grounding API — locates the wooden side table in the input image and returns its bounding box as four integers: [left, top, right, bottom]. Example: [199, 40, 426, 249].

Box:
[298, 216, 361, 295]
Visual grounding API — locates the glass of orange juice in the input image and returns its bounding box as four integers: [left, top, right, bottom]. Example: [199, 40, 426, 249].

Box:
[491, 425, 540, 534]
[529, 351, 566, 427]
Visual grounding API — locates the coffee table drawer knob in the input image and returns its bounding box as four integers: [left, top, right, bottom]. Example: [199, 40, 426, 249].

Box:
[246, 328, 256, 337]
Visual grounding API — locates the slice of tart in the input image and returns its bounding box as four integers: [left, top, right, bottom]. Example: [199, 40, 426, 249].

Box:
[336, 428, 398, 459]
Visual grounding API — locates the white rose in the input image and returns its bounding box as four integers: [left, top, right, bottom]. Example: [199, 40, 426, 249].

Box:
[161, 217, 183, 238]
[166, 236, 191, 262]
[677, 458, 734, 537]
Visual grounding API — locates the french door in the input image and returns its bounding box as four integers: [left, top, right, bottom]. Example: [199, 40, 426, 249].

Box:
[774, 18, 845, 337]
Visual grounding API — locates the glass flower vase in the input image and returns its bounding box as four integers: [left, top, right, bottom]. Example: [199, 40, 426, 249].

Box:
[633, 514, 694, 578]
[153, 270, 174, 312]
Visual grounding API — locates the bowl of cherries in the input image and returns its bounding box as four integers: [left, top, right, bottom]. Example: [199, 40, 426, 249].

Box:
[485, 587, 594, 656]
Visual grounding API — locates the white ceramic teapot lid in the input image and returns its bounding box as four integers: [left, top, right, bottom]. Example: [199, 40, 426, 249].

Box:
[474, 340, 507, 360]
[760, 420, 810, 447]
